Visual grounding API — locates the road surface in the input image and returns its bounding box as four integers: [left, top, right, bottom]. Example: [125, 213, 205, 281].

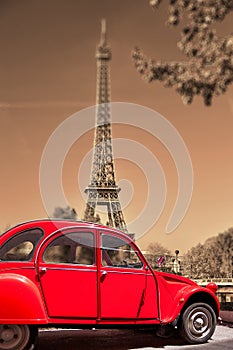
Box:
[37, 325, 233, 349]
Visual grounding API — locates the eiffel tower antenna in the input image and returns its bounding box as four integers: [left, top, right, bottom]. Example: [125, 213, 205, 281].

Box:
[100, 18, 107, 46]
[83, 19, 128, 233]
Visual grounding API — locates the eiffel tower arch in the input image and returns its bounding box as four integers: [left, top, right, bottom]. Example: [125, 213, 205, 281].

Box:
[83, 19, 128, 233]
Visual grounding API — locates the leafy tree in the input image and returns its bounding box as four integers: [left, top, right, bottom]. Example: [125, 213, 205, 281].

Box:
[182, 228, 233, 278]
[182, 243, 212, 278]
[133, 0, 233, 105]
[52, 206, 78, 220]
[146, 242, 172, 269]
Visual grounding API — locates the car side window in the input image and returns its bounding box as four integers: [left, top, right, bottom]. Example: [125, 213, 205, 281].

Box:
[43, 231, 95, 265]
[101, 234, 143, 269]
[0, 228, 44, 261]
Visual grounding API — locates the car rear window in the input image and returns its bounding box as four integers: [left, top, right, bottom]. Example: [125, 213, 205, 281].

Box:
[0, 228, 44, 261]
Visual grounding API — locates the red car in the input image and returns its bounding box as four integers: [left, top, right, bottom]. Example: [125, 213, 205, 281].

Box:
[0, 219, 220, 349]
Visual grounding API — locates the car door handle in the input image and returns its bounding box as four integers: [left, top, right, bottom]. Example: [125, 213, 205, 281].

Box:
[100, 271, 107, 282]
[39, 267, 47, 276]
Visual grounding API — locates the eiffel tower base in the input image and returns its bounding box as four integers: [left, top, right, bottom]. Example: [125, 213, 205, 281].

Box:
[83, 187, 128, 233]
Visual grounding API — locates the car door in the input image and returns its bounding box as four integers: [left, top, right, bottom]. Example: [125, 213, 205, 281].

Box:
[37, 228, 97, 319]
[100, 231, 159, 320]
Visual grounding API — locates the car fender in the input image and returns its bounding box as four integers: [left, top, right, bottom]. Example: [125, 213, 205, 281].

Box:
[0, 273, 47, 324]
[161, 285, 219, 324]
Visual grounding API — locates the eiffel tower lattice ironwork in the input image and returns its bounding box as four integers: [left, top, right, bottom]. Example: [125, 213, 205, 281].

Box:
[83, 19, 128, 233]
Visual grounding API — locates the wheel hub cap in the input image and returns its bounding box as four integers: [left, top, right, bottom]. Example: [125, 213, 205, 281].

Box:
[1, 328, 15, 342]
[0, 325, 30, 350]
[189, 310, 210, 337]
[194, 317, 204, 330]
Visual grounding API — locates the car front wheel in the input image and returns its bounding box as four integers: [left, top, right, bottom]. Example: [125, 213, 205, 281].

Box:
[180, 302, 216, 344]
[0, 325, 37, 350]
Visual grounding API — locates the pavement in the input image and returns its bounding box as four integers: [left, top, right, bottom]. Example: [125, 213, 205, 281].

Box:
[37, 324, 233, 350]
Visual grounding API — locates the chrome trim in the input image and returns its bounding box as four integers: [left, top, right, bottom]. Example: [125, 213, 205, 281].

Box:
[101, 269, 146, 276]
[0, 266, 35, 272]
[43, 267, 97, 273]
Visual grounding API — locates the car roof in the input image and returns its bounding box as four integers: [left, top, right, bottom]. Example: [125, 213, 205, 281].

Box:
[1, 219, 132, 241]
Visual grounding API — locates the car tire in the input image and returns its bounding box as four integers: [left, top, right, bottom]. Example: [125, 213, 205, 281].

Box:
[0, 325, 38, 350]
[179, 302, 216, 344]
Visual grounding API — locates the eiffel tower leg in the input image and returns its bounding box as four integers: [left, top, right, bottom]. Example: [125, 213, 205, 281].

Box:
[107, 203, 114, 227]
[83, 202, 96, 223]
[111, 202, 128, 233]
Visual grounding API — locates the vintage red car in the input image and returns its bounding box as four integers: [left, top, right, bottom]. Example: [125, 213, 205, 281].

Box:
[0, 219, 220, 349]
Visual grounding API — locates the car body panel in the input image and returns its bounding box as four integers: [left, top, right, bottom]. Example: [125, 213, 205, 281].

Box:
[0, 272, 47, 324]
[38, 265, 98, 318]
[156, 271, 219, 323]
[37, 227, 98, 319]
[0, 219, 220, 328]
[99, 266, 157, 319]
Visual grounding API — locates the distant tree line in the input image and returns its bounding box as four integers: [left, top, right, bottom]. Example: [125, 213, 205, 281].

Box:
[145, 242, 182, 274]
[145, 228, 233, 279]
[0, 206, 78, 235]
[182, 228, 233, 279]
[145, 242, 171, 268]
[52, 206, 103, 224]
[52, 206, 78, 220]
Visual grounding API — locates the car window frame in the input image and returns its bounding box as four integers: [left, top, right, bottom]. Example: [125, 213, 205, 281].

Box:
[100, 231, 144, 270]
[0, 227, 44, 262]
[38, 228, 97, 267]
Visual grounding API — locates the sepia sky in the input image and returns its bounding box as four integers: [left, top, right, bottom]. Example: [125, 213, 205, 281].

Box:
[0, 0, 233, 253]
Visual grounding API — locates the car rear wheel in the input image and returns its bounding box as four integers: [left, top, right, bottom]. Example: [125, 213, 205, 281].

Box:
[179, 303, 216, 344]
[0, 325, 37, 350]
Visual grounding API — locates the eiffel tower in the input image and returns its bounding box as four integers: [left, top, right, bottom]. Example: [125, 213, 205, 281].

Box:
[83, 19, 128, 233]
